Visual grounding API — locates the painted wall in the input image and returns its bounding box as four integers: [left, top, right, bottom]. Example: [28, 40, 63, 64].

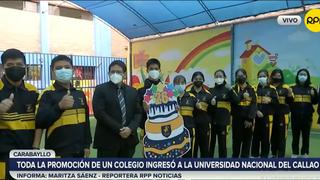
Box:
[0, 6, 128, 57]
[131, 26, 232, 89]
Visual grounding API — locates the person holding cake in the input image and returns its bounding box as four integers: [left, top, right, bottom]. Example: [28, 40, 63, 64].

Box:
[173, 75, 198, 158]
[138, 58, 162, 143]
[187, 71, 213, 158]
[208, 69, 240, 158]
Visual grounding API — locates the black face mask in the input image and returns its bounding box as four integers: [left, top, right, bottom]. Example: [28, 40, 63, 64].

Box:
[5, 66, 25, 82]
[236, 76, 246, 84]
[272, 77, 282, 83]
[194, 81, 203, 87]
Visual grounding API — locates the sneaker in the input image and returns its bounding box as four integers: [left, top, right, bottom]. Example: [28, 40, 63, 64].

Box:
[302, 154, 309, 158]
[291, 154, 298, 158]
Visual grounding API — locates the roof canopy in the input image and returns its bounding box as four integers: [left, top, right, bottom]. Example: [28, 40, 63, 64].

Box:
[72, 0, 318, 39]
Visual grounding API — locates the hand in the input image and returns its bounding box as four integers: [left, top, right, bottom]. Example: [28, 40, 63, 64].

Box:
[196, 101, 202, 109]
[0, 93, 14, 113]
[58, 90, 74, 110]
[311, 89, 315, 96]
[119, 127, 132, 139]
[84, 148, 90, 158]
[143, 102, 149, 112]
[211, 96, 216, 106]
[243, 91, 250, 101]
[262, 96, 271, 104]
[257, 110, 264, 118]
[244, 120, 253, 128]
[288, 88, 293, 97]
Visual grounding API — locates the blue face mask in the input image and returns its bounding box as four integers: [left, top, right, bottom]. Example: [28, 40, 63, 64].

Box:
[55, 68, 73, 83]
[298, 75, 307, 83]
[175, 84, 186, 94]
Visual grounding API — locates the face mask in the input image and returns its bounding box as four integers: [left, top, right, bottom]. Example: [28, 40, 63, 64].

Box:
[258, 77, 268, 86]
[298, 75, 307, 83]
[55, 68, 73, 83]
[110, 73, 123, 84]
[5, 66, 25, 82]
[272, 77, 282, 83]
[148, 70, 160, 80]
[194, 81, 203, 87]
[175, 84, 186, 94]
[214, 78, 224, 85]
[236, 76, 246, 84]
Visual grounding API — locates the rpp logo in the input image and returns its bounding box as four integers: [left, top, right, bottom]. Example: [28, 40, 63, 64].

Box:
[304, 9, 320, 32]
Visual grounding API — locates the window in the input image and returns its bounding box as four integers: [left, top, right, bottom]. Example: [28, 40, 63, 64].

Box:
[74, 66, 95, 80]
[26, 64, 42, 81]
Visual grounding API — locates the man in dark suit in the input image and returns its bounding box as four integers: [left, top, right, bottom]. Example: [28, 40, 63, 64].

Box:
[93, 60, 142, 157]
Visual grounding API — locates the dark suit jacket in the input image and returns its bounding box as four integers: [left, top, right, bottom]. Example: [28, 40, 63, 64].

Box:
[92, 81, 142, 150]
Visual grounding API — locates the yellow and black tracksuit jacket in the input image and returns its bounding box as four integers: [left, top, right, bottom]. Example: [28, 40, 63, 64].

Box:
[36, 81, 92, 156]
[0, 76, 38, 179]
[177, 91, 197, 158]
[254, 84, 279, 139]
[208, 84, 240, 158]
[231, 83, 257, 158]
[231, 84, 257, 121]
[188, 85, 212, 157]
[290, 84, 318, 117]
[209, 84, 240, 126]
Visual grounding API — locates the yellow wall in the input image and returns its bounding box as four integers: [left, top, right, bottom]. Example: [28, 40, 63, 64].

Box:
[0, 7, 40, 52]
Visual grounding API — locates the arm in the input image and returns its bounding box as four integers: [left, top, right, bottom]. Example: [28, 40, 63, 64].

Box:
[271, 88, 279, 105]
[32, 129, 43, 149]
[36, 91, 63, 129]
[83, 93, 92, 149]
[311, 87, 318, 105]
[286, 87, 294, 104]
[92, 85, 122, 134]
[248, 87, 257, 120]
[128, 90, 142, 132]
[229, 89, 240, 105]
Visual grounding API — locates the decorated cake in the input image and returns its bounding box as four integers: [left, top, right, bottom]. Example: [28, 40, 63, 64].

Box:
[143, 83, 190, 158]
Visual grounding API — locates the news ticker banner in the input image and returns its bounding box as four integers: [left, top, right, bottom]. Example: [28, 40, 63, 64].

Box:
[8, 150, 320, 179]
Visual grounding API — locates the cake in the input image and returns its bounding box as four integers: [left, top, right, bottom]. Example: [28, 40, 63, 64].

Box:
[143, 83, 190, 158]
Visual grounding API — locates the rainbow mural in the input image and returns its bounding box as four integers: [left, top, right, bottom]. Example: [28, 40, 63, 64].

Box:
[131, 27, 232, 88]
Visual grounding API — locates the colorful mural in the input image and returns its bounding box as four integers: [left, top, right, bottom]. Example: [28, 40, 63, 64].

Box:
[131, 27, 232, 88]
[233, 14, 320, 128]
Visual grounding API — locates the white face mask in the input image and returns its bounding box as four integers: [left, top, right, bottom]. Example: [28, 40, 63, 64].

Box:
[258, 77, 268, 86]
[110, 73, 123, 84]
[148, 70, 160, 80]
[214, 78, 224, 85]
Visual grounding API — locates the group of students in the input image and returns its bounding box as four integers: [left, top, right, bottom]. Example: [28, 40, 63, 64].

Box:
[0, 48, 319, 179]
[140, 58, 319, 159]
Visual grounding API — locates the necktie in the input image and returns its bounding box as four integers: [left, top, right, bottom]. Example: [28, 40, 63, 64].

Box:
[118, 88, 126, 126]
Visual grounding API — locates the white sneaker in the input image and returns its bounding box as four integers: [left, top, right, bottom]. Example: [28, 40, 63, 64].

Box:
[291, 154, 298, 158]
[302, 154, 309, 158]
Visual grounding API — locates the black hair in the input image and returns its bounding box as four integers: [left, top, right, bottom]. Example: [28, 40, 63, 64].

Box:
[51, 55, 73, 69]
[109, 60, 127, 73]
[257, 69, 269, 77]
[214, 69, 226, 78]
[296, 68, 311, 86]
[1, 48, 26, 64]
[173, 75, 186, 84]
[146, 58, 161, 69]
[235, 68, 247, 78]
[270, 68, 284, 84]
[214, 69, 227, 85]
[191, 71, 205, 82]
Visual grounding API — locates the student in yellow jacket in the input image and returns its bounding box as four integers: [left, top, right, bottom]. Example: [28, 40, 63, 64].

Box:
[35, 55, 92, 158]
[0, 49, 39, 180]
